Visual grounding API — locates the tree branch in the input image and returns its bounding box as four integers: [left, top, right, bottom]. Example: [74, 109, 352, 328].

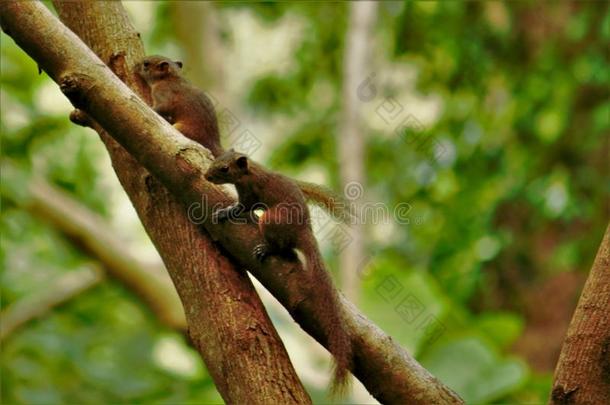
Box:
[551, 223, 610, 404]
[25, 174, 186, 331]
[26, 171, 335, 395]
[0, 265, 103, 340]
[1, 2, 310, 404]
[0, 2, 463, 403]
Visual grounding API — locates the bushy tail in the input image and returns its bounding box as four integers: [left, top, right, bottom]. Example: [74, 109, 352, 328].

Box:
[302, 238, 352, 396]
[296, 180, 356, 225]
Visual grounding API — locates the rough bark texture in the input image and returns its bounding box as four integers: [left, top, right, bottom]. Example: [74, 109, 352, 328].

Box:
[0, 2, 464, 403]
[2, 2, 310, 404]
[550, 223, 610, 405]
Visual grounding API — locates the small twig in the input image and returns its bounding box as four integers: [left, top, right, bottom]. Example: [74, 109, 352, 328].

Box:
[0, 265, 103, 340]
[26, 176, 186, 330]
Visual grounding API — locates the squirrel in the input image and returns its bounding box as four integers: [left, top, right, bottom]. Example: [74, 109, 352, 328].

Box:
[204, 149, 353, 395]
[136, 55, 354, 223]
[135, 55, 223, 157]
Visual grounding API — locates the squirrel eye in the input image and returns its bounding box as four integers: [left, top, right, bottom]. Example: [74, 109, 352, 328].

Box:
[142, 61, 150, 68]
[220, 166, 229, 173]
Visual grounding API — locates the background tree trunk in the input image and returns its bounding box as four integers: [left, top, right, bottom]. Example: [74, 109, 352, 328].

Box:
[550, 223, 610, 404]
[170, 1, 225, 100]
[48, 2, 310, 404]
[339, 1, 378, 303]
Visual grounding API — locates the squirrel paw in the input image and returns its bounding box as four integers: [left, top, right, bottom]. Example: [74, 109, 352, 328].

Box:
[253, 244, 270, 262]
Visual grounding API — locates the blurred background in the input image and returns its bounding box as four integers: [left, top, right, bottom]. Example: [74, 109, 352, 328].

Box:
[1, 1, 608, 404]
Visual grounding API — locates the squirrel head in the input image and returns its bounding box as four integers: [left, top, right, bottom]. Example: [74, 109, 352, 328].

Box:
[135, 55, 183, 83]
[205, 149, 250, 185]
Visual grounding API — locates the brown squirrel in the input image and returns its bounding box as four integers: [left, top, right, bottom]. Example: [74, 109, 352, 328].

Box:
[205, 149, 352, 394]
[136, 55, 353, 222]
[135, 55, 223, 157]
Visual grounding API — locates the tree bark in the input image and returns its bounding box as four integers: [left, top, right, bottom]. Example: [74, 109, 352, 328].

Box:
[550, 223, 610, 404]
[0, 2, 463, 403]
[5, 2, 310, 404]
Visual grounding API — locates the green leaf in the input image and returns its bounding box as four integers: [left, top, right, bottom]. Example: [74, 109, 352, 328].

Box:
[421, 337, 528, 403]
[475, 312, 524, 349]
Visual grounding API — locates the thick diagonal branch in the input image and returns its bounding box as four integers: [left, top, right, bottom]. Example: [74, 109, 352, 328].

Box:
[1, 2, 309, 404]
[0, 2, 462, 403]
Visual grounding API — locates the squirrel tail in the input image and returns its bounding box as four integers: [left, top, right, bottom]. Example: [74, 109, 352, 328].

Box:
[296, 180, 356, 225]
[300, 236, 352, 396]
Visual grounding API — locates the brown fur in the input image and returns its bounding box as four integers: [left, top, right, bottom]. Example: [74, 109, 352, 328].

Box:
[136, 56, 352, 224]
[135, 55, 223, 157]
[295, 180, 355, 224]
[205, 150, 353, 394]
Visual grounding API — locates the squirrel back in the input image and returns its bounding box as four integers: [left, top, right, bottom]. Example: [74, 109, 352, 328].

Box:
[136, 56, 353, 223]
[205, 150, 353, 395]
[135, 55, 223, 157]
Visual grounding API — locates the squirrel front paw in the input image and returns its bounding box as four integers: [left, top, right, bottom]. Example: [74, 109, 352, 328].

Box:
[253, 244, 270, 262]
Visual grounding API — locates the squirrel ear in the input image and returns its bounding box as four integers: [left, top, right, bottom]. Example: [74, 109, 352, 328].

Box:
[236, 155, 248, 170]
[175, 61, 183, 69]
[158, 61, 169, 72]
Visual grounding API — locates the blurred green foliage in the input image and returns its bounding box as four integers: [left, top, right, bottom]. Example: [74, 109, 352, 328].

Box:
[1, 1, 608, 404]
[240, 1, 608, 403]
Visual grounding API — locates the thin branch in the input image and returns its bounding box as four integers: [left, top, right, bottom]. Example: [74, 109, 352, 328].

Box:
[25, 174, 186, 331]
[1, 162, 184, 335]
[550, 223, 610, 404]
[0, 2, 462, 403]
[0, 265, 103, 340]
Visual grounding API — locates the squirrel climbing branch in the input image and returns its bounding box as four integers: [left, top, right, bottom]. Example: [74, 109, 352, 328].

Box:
[0, 2, 462, 403]
[5, 2, 310, 404]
